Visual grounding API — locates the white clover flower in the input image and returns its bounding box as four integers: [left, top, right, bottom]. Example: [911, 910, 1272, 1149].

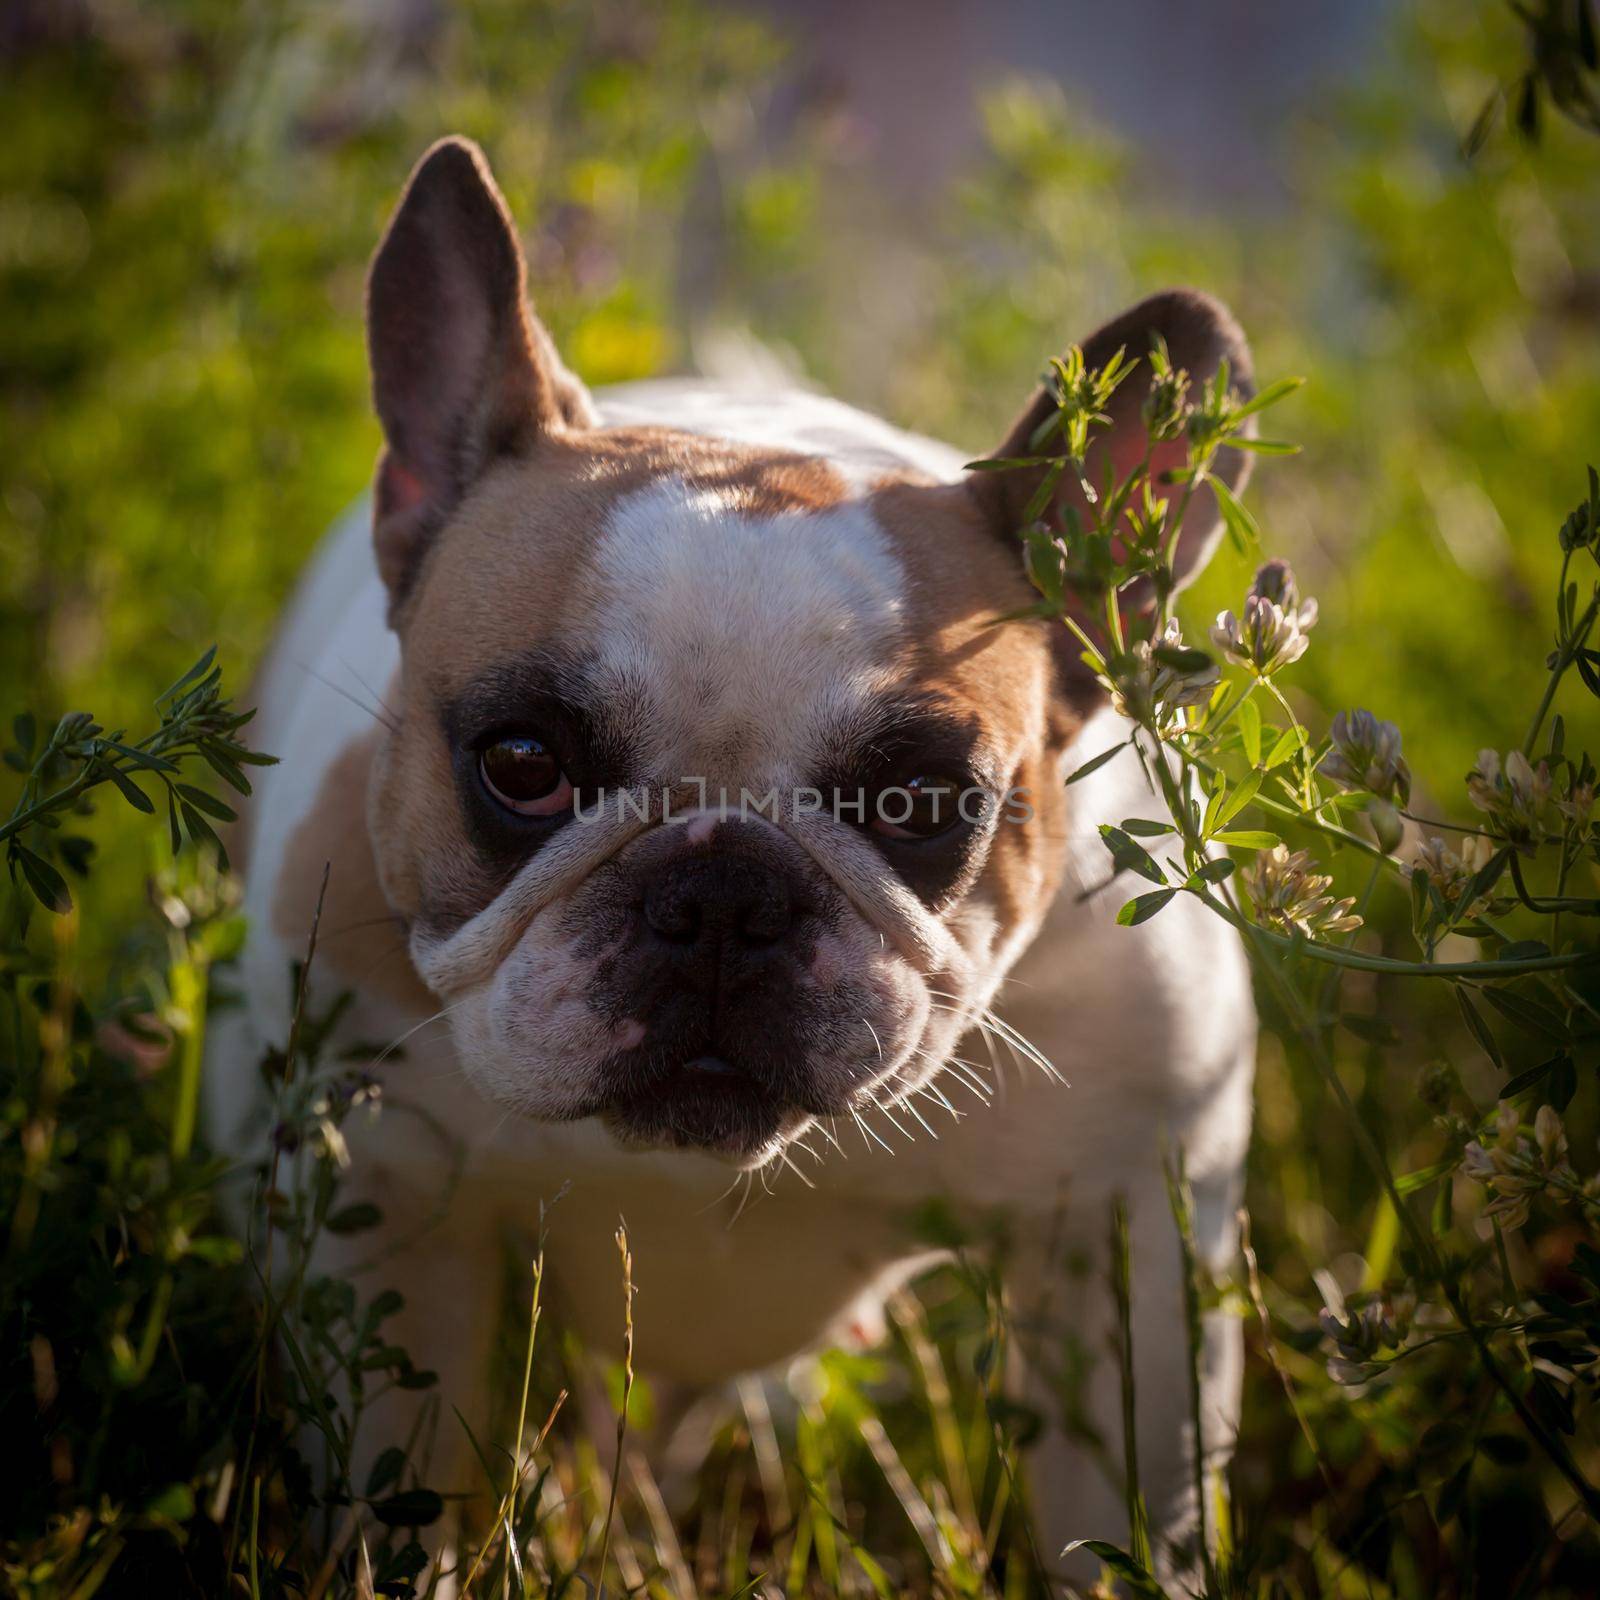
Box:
[1460, 1104, 1573, 1233]
[1535, 1103, 1569, 1166]
[1556, 778, 1595, 834]
[1209, 560, 1319, 676]
[1318, 709, 1412, 805]
[1319, 1296, 1413, 1386]
[1106, 619, 1220, 732]
[1409, 832, 1497, 913]
[1466, 748, 1551, 854]
[1245, 843, 1363, 938]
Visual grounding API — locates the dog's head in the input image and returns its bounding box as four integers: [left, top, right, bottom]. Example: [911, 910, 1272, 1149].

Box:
[360, 138, 1251, 1166]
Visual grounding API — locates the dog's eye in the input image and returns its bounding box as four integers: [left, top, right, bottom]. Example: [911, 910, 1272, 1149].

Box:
[478, 735, 573, 817]
[870, 774, 968, 840]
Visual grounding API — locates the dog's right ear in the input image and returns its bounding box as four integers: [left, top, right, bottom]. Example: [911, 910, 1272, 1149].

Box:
[367, 136, 596, 609]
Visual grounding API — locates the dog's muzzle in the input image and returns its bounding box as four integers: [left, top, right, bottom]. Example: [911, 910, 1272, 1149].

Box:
[584, 821, 879, 1160]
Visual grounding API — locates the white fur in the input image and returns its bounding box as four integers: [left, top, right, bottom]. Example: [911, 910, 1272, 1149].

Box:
[213, 383, 1255, 1584]
[581, 474, 907, 776]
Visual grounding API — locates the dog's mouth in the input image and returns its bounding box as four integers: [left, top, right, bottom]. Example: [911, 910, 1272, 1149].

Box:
[596, 1050, 818, 1163]
[588, 1030, 851, 1171]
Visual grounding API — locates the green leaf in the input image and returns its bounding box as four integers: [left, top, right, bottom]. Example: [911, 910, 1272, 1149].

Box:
[1188, 858, 1236, 886]
[1447, 847, 1509, 925]
[1215, 769, 1264, 829]
[179, 801, 230, 870]
[1061, 1542, 1171, 1600]
[1099, 825, 1167, 886]
[368, 1289, 405, 1322]
[1237, 695, 1262, 767]
[963, 455, 1054, 472]
[15, 844, 72, 913]
[1230, 374, 1305, 421]
[175, 782, 236, 823]
[1481, 985, 1569, 1042]
[102, 761, 155, 815]
[1066, 742, 1125, 785]
[1020, 459, 1065, 525]
[1497, 1049, 1561, 1100]
[201, 744, 253, 796]
[1202, 769, 1228, 835]
[1117, 888, 1178, 926]
[1210, 473, 1260, 552]
[103, 740, 179, 773]
[1454, 987, 1504, 1071]
[1213, 830, 1281, 849]
[1497, 940, 1551, 962]
[1224, 437, 1301, 455]
[370, 1488, 445, 1528]
[359, 1344, 413, 1373]
[1395, 1158, 1456, 1196]
[157, 644, 218, 704]
[1120, 818, 1174, 837]
[367, 1447, 407, 1498]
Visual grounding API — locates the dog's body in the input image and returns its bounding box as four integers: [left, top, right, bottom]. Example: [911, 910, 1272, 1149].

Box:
[213, 139, 1257, 1582]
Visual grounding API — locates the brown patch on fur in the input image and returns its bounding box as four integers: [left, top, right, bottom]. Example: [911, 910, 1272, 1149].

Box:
[868, 477, 1079, 932]
[273, 728, 437, 1017]
[680, 450, 852, 516]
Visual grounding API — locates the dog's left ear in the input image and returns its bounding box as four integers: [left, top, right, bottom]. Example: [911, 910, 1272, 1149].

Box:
[366, 136, 596, 607]
[972, 289, 1254, 598]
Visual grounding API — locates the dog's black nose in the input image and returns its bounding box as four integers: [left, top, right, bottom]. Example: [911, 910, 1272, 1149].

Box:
[643, 852, 793, 953]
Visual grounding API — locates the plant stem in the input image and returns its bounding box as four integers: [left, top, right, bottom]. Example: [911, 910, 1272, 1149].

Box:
[1198, 680, 1259, 746]
[1109, 1197, 1153, 1573]
[1522, 580, 1597, 758]
[1211, 898, 1596, 978]
[0, 766, 98, 845]
[1155, 472, 1203, 631]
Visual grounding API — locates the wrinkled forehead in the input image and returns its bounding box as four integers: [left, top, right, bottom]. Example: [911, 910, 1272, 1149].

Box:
[403, 429, 1047, 782]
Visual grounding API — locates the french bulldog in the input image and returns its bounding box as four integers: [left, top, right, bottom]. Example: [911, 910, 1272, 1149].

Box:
[213, 136, 1257, 1586]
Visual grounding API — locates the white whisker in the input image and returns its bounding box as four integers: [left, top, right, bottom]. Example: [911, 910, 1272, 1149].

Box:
[776, 1147, 816, 1189]
[943, 1060, 993, 1103]
[852, 1107, 894, 1154]
[726, 1170, 756, 1228]
[899, 1092, 939, 1140]
[367, 1002, 468, 1075]
[872, 1097, 915, 1143]
[916, 1083, 963, 1123]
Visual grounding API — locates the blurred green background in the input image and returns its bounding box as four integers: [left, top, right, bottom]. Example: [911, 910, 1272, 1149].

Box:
[4, 0, 1599, 1588]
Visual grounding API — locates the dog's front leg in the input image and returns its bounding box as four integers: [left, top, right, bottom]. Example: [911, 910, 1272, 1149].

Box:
[1007, 1172, 1242, 1590]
